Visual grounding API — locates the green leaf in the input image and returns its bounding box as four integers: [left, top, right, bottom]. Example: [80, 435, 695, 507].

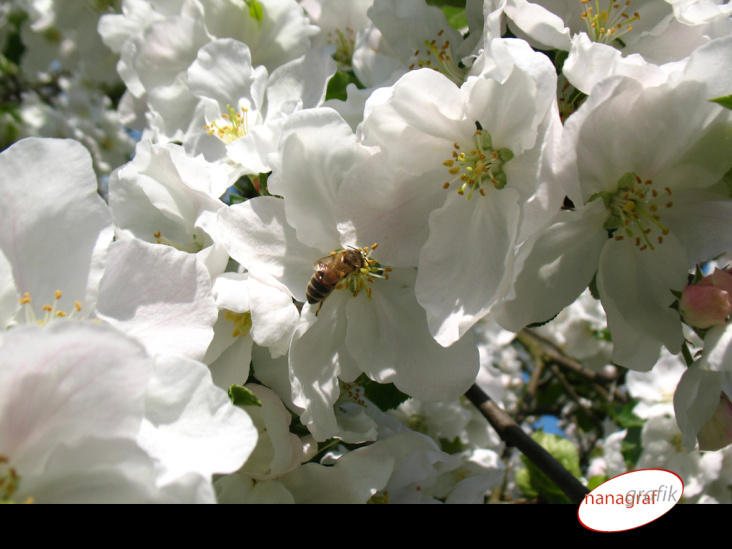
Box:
[228, 384, 262, 407]
[439, 436, 466, 454]
[325, 71, 354, 102]
[621, 425, 643, 468]
[710, 94, 732, 110]
[517, 431, 582, 503]
[587, 475, 607, 491]
[228, 193, 246, 205]
[441, 7, 468, 30]
[609, 400, 644, 430]
[425, 0, 466, 8]
[362, 378, 410, 411]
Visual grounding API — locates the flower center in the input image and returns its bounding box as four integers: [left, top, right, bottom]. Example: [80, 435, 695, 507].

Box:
[205, 104, 251, 145]
[225, 310, 252, 339]
[308, 244, 392, 315]
[328, 27, 357, 67]
[18, 290, 84, 326]
[591, 172, 673, 251]
[409, 29, 467, 86]
[153, 230, 205, 254]
[335, 244, 391, 301]
[579, 0, 640, 45]
[441, 124, 514, 199]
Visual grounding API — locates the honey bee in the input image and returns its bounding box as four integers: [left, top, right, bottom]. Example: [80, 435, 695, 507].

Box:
[307, 248, 367, 316]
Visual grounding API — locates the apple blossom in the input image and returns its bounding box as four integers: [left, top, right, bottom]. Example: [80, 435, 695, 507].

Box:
[218, 107, 480, 441]
[108, 139, 232, 277]
[497, 75, 732, 371]
[341, 37, 563, 346]
[301, 0, 373, 68]
[98, 0, 318, 142]
[187, 39, 336, 175]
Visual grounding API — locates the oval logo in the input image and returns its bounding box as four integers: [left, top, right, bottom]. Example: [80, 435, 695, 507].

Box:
[578, 469, 683, 532]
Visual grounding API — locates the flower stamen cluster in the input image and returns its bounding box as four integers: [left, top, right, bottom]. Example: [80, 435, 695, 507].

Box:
[579, 0, 640, 45]
[593, 172, 672, 251]
[18, 290, 83, 325]
[335, 243, 392, 301]
[409, 29, 466, 86]
[225, 310, 252, 339]
[330, 27, 357, 67]
[441, 125, 514, 199]
[153, 231, 204, 253]
[204, 104, 250, 145]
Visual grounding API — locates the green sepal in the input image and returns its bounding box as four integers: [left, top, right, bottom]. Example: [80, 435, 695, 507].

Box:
[325, 70, 363, 102]
[245, 0, 264, 22]
[491, 170, 507, 190]
[710, 94, 732, 110]
[497, 148, 514, 163]
[228, 384, 262, 407]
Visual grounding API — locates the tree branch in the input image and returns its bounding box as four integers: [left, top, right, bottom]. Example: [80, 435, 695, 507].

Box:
[464, 383, 589, 504]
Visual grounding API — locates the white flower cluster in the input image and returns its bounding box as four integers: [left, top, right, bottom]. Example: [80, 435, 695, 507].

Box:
[2, 0, 732, 504]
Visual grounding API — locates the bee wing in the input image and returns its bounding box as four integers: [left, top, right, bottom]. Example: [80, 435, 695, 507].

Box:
[313, 254, 337, 270]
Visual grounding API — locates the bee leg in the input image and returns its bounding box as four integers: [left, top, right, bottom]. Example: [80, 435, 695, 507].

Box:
[315, 302, 323, 316]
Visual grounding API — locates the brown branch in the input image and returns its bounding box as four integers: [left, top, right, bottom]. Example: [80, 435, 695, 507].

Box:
[464, 383, 589, 504]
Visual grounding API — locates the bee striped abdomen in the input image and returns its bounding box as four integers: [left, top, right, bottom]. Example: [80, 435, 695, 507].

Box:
[306, 271, 334, 304]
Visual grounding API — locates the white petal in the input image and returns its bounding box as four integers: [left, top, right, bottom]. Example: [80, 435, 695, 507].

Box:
[217, 197, 321, 302]
[268, 108, 369, 251]
[361, 69, 473, 175]
[674, 366, 724, 451]
[417, 189, 520, 346]
[0, 138, 114, 315]
[0, 322, 150, 474]
[597, 232, 688, 364]
[347, 267, 480, 401]
[248, 277, 299, 358]
[137, 353, 257, 485]
[187, 38, 267, 116]
[0, 249, 19, 329]
[95, 239, 218, 362]
[337, 152, 447, 267]
[698, 325, 732, 372]
[663, 190, 732, 267]
[288, 294, 360, 441]
[496, 200, 609, 332]
[265, 45, 337, 115]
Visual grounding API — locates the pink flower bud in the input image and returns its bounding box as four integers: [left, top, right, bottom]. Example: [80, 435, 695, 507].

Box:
[680, 268, 732, 329]
[697, 392, 732, 451]
[699, 267, 732, 294]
